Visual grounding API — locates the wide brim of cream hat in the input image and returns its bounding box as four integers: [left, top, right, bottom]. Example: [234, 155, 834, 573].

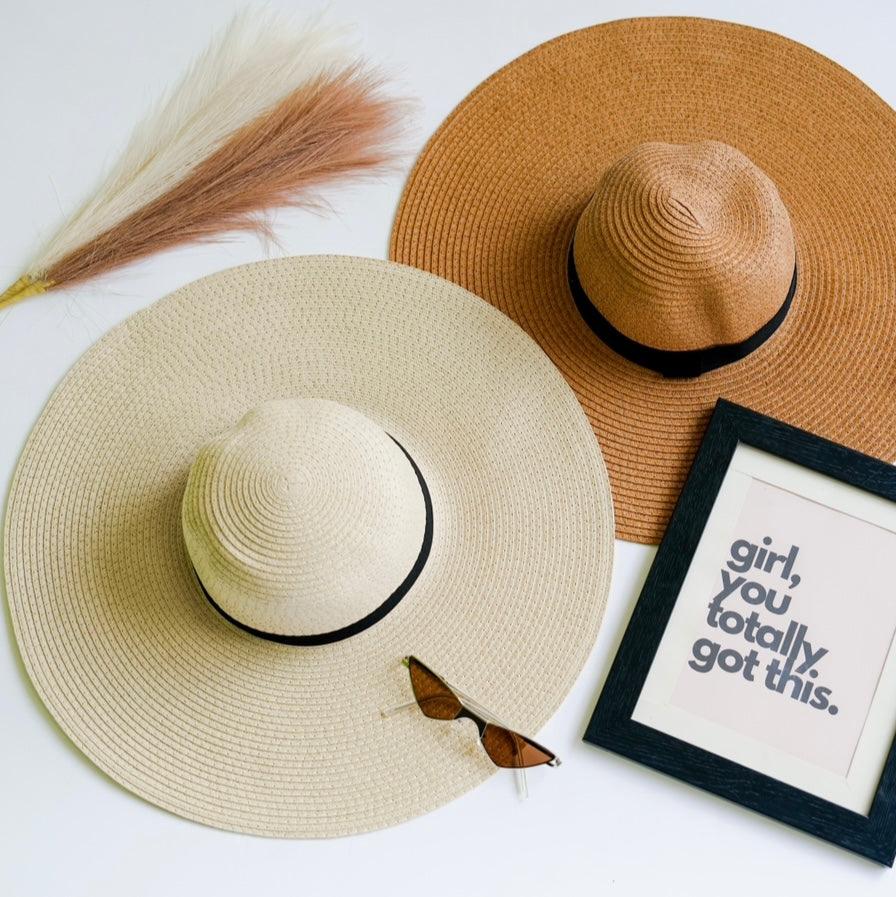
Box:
[391, 16, 896, 544]
[3, 255, 613, 837]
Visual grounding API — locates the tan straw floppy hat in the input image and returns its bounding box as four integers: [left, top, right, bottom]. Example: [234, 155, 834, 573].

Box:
[391, 16, 896, 544]
[3, 256, 613, 837]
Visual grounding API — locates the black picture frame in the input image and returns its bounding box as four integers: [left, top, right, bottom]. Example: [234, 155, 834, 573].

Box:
[585, 399, 896, 865]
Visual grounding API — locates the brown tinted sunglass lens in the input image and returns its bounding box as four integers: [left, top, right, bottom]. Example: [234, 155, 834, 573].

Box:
[480, 725, 556, 769]
[408, 657, 463, 720]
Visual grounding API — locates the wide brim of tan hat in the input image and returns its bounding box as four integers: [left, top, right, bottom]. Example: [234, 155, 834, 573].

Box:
[390, 16, 896, 544]
[3, 256, 613, 837]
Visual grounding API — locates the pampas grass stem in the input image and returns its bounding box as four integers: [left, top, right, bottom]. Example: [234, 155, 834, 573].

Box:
[2, 7, 411, 304]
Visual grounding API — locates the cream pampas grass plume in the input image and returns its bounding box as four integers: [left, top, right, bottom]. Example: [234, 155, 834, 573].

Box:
[0, 9, 410, 309]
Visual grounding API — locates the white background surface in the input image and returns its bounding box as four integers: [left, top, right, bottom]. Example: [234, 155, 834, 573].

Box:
[2, 1, 895, 894]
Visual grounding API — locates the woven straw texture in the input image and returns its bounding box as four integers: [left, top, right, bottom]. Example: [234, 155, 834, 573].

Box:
[3, 256, 613, 837]
[390, 17, 896, 543]
[573, 141, 795, 350]
[182, 399, 430, 636]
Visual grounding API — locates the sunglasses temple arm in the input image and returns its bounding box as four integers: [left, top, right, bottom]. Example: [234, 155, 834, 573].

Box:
[380, 692, 510, 730]
[444, 680, 514, 730]
[380, 688, 502, 722]
[382, 684, 510, 730]
[379, 700, 418, 719]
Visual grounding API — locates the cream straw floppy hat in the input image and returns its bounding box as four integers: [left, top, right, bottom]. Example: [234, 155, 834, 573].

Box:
[3, 255, 613, 837]
[391, 16, 896, 544]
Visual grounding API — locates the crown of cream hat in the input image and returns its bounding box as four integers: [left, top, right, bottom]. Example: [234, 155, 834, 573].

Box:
[183, 398, 432, 641]
[4, 255, 613, 837]
[391, 16, 896, 543]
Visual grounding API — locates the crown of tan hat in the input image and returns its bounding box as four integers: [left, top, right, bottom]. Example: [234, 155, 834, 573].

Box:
[3, 256, 613, 837]
[574, 141, 795, 351]
[391, 16, 896, 543]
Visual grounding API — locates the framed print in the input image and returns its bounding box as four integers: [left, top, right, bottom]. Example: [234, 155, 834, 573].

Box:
[585, 400, 896, 865]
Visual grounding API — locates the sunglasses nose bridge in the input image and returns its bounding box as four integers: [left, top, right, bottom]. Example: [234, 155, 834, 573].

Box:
[455, 706, 487, 738]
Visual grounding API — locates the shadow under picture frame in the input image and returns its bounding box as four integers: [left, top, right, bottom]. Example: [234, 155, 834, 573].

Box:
[585, 399, 896, 866]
